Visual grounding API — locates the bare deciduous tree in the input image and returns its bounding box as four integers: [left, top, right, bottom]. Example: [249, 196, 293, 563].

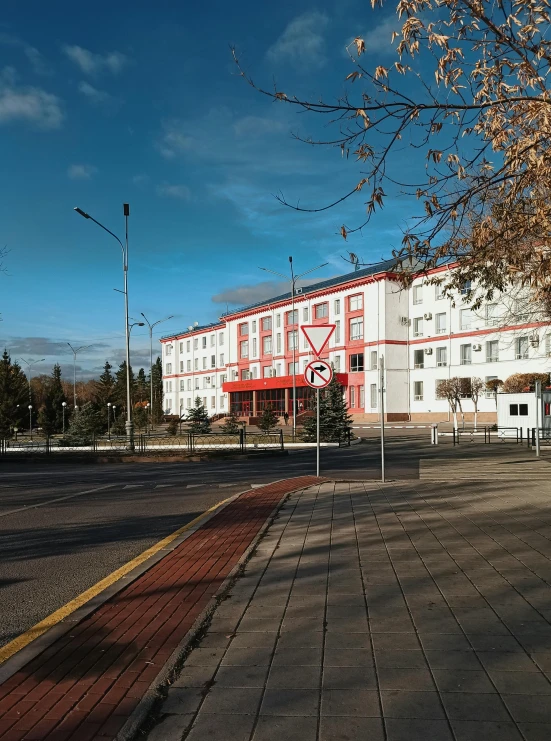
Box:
[470, 377, 485, 429]
[234, 1, 551, 307]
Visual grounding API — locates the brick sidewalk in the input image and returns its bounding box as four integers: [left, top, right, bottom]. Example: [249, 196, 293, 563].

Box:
[146, 479, 551, 741]
[0, 476, 322, 741]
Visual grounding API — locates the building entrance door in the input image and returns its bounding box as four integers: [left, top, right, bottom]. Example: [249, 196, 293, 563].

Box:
[242, 401, 251, 417]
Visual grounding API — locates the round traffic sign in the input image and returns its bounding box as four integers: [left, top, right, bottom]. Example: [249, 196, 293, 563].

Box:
[304, 359, 333, 389]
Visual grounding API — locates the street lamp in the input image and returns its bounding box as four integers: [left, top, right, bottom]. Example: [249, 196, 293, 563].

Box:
[74, 203, 134, 448]
[19, 357, 46, 405]
[28, 404, 33, 439]
[259, 257, 328, 436]
[62, 401, 67, 434]
[67, 344, 93, 410]
[141, 313, 174, 430]
[107, 402, 112, 439]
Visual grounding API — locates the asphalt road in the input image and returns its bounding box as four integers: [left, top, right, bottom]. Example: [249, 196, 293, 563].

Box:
[0, 437, 529, 648]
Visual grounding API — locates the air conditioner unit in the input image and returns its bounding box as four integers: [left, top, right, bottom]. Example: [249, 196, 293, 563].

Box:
[423, 313, 433, 320]
[295, 287, 303, 294]
[530, 335, 540, 347]
[424, 348, 433, 355]
[473, 344, 482, 351]
[268, 369, 275, 377]
[400, 317, 410, 326]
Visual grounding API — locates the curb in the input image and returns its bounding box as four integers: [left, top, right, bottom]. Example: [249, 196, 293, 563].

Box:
[115, 477, 326, 741]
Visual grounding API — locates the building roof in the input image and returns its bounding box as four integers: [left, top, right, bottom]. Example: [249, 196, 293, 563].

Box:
[161, 321, 224, 341]
[220, 257, 402, 318]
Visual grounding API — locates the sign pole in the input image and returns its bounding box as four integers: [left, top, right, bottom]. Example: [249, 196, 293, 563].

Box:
[316, 387, 320, 477]
[380, 355, 385, 483]
[535, 380, 541, 458]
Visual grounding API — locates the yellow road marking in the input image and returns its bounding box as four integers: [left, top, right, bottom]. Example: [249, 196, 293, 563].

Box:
[0, 494, 233, 666]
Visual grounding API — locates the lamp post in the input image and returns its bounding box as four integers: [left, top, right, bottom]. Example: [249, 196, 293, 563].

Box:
[140, 313, 174, 430]
[28, 404, 33, 439]
[107, 402, 112, 439]
[259, 257, 328, 436]
[66, 344, 93, 410]
[62, 401, 67, 434]
[19, 357, 46, 405]
[74, 203, 134, 448]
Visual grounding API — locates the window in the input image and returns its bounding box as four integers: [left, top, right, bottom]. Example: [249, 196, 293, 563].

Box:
[211, 355, 216, 368]
[166, 344, 172, 356]
[436, 347, 447, 367]
[262, 316, 272, 331]
[202, 337, 207, 349]
[516, 336, 529, 359]
[240, 323, 248, 336]
[166, 398, 172, 410]
[334, 299, 341, 315]
[179, 342, 183, 353]
[315, 303, 328, 319]
[220, 353, 224, 366]
[335, 320, 341, 343]
[180, 380, 185, 390]
[203, 377, 208, 389]
[276, 314, 281, 328]
[486, 340, 499, 363]
[370, 351, 378, 370]
[187, 379, 191, 391]
[302, 357, 308, 371]
[350, 317, 364, 341]
[240, 340, 249, 359]
[303, 332, 309, 350]
[485, 304, 498, 326]
[303, 307, 309, 321]
[194, 358, 198, 371]
[460, 280, 472, 295]
[263, 335, 272, 355]
[210, 334, 215, 347]
[413, 317, 423, 337]
[186, 359, 190, 372]
[413, 285, 423, 305]
[263, 365, 273, 378]
[485, 375, 497, 398]
[359, 385, 365, 408]
[252, 367, 258, 379]
[435, 312, 447, 334]
[350, 353, 364, 372]
[436, 379, 446, 399]
[186, 398, 192, 409]
[288, 362, 299, 375]
[370, 383, 377, 408]
[510, 404, 529, 416]
[241, 369, 250, 380]
[165, 363, 172, 374]
[435, 284, 445, 300]
[186, 340, 190, 352]
[252, 338, 257, 357]
[349, 294, 363, 311]
[194, 338, 198, 350]
[180, 360, 184, 372]
[276, 363, 282, 376]
[414, 349, 424, 369]
[460, 309, 473, 330]
[276, 334, 281, 354]
[252, 320, 257, 333]
[221, 374, 227, 384]
[333, 355, 341, 372]
[287, 330, 298, 351]
[195, 378, 199, 389]
[460, 344, 472, 365]
[219, 332, 224, 346]
[414, 381, 424, 401]
[546, 334, 551, 357]
[350, 386, 356, 408]
[220, 396, 225, 408]
[203, 397, 207, 408]
[287, 309, 298, 325]
[202, 357, 207, 370]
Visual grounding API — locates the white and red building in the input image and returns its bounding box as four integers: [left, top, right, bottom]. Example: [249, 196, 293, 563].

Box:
[160, 260, 551, 422]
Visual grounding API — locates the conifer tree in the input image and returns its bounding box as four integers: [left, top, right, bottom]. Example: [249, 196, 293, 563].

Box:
[0, 350, 28, 437]
[302, 376, 352, 443]
[94, 361, 115, 407]
[220, 408, 240, 434]
[38, 364, 67, 435]
[258, 404, 278, 433]
[186, 396, 211, 433]
[113, 361, 135, 416]
[136, 368, 148, 403]
[64, 402, 104, 444]
[151, 357, 163, 423]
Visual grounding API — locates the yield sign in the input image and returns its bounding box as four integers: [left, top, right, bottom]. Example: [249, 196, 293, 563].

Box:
[304, 359, 333, 389]
[301, 324, 336, 357]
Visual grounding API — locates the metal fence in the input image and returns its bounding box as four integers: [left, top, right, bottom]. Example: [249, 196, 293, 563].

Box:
[0, 429, 285, 457]
[452, 426, 522, 445]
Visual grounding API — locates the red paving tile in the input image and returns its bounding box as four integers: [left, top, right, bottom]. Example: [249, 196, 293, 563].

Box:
[0, 476, 322, 740]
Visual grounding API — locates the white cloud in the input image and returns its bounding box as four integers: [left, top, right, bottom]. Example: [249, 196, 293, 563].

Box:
[0, 67, 63, 129]
[232, 116, 286, 138]
[357, 15, 401, 56]
[156, 183, 191, 200]
[67, 164, 97, 180]
[266, 11, 329, 69]
[77, 81, 112, 105]
[0, 33, 50, 75]
[63, 45, 128, 75]
[156, 120, 195, 159]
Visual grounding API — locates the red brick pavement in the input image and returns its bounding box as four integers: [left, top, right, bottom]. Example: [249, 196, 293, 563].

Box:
[0, 476, 323, 741]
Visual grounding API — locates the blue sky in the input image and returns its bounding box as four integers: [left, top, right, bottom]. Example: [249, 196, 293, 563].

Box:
[0, 0, 420, 379]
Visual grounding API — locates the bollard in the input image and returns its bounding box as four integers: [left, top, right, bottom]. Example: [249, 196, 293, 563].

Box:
[431, 424, 438, 445]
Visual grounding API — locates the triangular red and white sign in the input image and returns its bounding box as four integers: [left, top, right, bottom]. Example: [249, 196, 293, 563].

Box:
[301, 324, 336, 356]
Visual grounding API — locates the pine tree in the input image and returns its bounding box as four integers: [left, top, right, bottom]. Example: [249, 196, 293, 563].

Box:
[186, 396, 211, 433]
[301, 376, 352, 442]
[113, 361, 135, 417]
[258, 404, 278, 433]
[0, 350, 28, 437]
[135, 368, 148, 404]
[220, 408, 240, 433]
[151, 357, 163, 423]
[38, 364, 67, 435]
[94, 361, 115, 407]
[64, 402, 104, 444]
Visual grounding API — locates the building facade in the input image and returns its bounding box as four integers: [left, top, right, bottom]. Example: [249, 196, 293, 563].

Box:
[160, 260, 551, 422]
